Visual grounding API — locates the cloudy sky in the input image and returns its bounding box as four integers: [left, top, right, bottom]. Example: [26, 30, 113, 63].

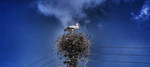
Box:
[0, 0, 150, 67]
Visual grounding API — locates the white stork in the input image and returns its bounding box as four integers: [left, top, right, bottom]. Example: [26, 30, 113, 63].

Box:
[64, 23, 80, 32]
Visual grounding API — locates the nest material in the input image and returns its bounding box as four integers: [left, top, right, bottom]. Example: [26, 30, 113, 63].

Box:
[57, 32, 90, 67]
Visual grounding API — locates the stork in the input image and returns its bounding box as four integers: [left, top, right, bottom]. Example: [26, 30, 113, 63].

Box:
[64, 23, 79, 32]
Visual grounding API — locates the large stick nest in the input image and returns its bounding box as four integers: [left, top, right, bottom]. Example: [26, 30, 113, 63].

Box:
[57, 32, 90, 67]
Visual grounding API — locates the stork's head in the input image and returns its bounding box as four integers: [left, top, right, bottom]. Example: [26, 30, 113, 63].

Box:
[76, 23, 79, 26]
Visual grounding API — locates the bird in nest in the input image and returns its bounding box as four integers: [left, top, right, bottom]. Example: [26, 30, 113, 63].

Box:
[64, 23, 80, 32]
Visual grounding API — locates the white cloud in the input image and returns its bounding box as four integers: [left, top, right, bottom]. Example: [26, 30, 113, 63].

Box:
[132, 0, 150, 21]
[37, 0, 105, 27]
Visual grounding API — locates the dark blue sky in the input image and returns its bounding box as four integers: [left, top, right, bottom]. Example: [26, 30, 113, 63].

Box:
[1, 0, 150, 67]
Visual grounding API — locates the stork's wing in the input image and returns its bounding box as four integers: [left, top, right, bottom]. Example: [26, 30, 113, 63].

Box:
[69, 26, 76, 28]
